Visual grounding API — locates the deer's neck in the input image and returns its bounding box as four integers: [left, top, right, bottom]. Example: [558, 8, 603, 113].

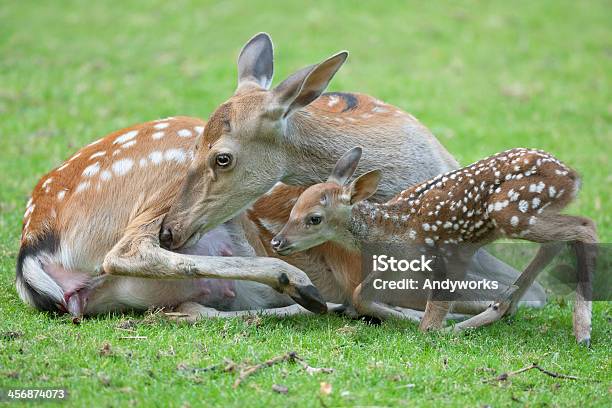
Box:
[282, 111, 365, 187]
[347, 201, 398, 245]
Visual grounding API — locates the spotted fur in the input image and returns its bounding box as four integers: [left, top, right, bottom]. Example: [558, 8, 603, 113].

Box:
[353, 148, 581, 245]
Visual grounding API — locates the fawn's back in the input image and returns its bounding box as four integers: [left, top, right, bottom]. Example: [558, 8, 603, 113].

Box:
[368, 148, 580, 246]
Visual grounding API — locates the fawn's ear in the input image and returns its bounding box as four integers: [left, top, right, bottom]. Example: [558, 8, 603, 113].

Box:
[347, 170, 382, 205]
[270, 51, 348, 118]
[237, 33, 274, 92]
[328, 147, 362, 185]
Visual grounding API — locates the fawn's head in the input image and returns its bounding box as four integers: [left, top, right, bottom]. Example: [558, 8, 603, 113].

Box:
[161, 33, 348, 249]
[271, 147, 381, 255]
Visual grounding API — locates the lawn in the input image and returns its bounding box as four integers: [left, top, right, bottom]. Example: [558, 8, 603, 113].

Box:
[0, 0, 610, 406]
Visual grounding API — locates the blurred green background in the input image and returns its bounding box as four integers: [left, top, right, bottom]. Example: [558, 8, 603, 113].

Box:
[0, 1, 610, 407]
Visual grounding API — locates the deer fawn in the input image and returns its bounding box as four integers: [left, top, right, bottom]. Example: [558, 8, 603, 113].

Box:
[17, 32, 543, 322]
[272, 147, 596, 344]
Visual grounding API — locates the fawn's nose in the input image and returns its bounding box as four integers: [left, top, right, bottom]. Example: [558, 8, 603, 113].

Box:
[270, 236, 286, 251]
[159, 226, 173, 249]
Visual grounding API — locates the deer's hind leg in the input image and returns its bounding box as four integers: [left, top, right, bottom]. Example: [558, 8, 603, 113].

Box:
[449, 242, 562, 333]
[522, 214, 597, 345]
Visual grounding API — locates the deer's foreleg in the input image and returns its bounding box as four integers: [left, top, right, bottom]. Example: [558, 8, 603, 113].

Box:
[352, 283, 422, 322]
[102, 216, 327, 314]
[169, 302, 312, 323]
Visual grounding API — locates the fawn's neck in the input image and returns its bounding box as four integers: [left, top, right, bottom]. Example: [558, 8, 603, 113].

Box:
[348, 200, 406, 245]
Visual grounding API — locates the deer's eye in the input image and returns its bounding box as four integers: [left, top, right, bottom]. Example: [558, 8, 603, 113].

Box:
[308, 215, 322, 225]
[215, 153, 233, 168]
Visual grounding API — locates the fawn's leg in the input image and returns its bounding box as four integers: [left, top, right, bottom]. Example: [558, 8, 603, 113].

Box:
[571, 240, 596, 346]
[522, 214, 597, 345]
[449, 243, 562, 332]
[420, 250, 471, 331]
[451, 214, 597, 345]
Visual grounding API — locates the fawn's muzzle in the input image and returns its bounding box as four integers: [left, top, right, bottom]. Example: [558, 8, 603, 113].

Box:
[270, 236, 286, 251]
[271, 236, 294, 255]
[159, 226, 174, 249]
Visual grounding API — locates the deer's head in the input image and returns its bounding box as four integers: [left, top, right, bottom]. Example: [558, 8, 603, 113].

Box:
[161, 33, 347, 249]
[271, 147, 381, 255]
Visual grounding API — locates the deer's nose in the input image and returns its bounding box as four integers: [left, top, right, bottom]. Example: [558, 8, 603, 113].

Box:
[270, 236, 286, 251]
[160, 226, 174, 249]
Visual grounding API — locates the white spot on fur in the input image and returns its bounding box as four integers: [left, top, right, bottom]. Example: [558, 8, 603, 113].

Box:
[518, 200, 529, 213]
[112, 158, 134, 175]
[69, 152, 82, 162]
[57, 190, 66, 200]
[139, 158, 148, 168]
[548, 186, 556, 197]
[328, 95, 339, 107]
[149, 151, 163, 164]
[532, 197, 541, 208]
[510, 216, 519, 227]
[152, 131, 165, 140]
[177, 129, 192, 138]
[164, 148, 186, 163]
[42, 178, 53, 189]
[90, 151, 106, 159]
[121, 140, 137, 149]
[529, 216, 537, 225]
[75, 181, 91, 193]
[114, 130, 138, 145]
[154, 122, 169, 130]
[24, 204, 35, 218]
[82, 162, 100, 177]
[100, 170, 112, 181]
[194, 126, 204, 135]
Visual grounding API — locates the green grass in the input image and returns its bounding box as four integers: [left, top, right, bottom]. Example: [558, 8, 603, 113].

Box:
[1, 0, 610, 406]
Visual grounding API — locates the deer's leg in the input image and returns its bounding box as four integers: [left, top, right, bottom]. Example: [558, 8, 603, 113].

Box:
[169, 302, 312, 323]
[506, 242, 565, 314]
[447, 243, 562, 333]
[450, 231, 570, 333]
[521, 214, 597, 345]
[102, 216, 327, 314]
[352, 283, 422, 322]
[571, 240, 596, 346]
[420, 252, 470, 331]
[451, 214, 597, 345]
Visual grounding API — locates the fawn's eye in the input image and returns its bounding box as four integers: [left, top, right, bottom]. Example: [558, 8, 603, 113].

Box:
[215, 153, 233, 169]
[308, 215, 322, 225]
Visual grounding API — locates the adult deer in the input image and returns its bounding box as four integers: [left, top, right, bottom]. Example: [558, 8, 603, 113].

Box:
[17, 33, 543, 320]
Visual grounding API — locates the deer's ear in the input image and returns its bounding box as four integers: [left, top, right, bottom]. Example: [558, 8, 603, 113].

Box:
[271, 51, 348, 118]
[237, 33, 274, 91]
[328, 147, 362, 186]
[347, 170, 382, 205]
